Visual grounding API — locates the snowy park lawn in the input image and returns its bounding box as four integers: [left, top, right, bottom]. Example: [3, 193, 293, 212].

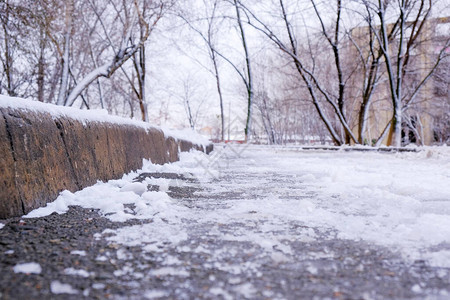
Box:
[10, 144, 450, 270]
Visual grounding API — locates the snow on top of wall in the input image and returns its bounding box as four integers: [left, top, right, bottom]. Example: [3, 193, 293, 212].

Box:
[0, 95, 210, 147]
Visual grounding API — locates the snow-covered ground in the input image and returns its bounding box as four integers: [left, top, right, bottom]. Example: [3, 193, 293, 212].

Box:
[15, 144, 450, 271]
[2, 144, 449, 297]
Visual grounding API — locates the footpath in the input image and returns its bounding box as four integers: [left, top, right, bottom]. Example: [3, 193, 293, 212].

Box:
[1, 146, 449, 299]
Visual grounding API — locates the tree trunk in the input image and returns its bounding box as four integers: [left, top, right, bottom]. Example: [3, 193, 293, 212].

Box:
[234, 0, 253, 142]
[136, 45, 148, 122]
[56, 0, 74, 106]
[1, 2, 15, 96]
[37, 26, 46, 102]
[211, 50, 225, 141]
[379, 2, 403, 147]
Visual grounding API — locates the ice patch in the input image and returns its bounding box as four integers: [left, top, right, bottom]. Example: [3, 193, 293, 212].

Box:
[13, 262, 42, 274]
[50, 281, 78, 294]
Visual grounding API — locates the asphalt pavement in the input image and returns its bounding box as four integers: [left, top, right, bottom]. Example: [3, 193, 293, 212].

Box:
[1, 150, 449, 299]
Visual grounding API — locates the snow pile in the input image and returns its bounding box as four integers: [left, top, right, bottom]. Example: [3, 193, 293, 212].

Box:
[23, 151, 215, 222]
[0, 95, 210, 147]
[13, 262, 42, 274]
[161, 126, 212, 149]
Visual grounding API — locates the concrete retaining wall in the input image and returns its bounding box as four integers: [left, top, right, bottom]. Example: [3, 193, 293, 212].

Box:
[0, 107, 213, 219]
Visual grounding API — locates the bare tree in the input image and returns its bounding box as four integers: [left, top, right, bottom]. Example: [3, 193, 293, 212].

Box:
[56, 0, 74, 105]
[175, 73, 207, 130]
[129, 0, 158, 121]
[0, 0, 36, 97]
[176, 0, 226, 141]
[235, 0, 448, 146]
[62, 0, 167, 107]
[361, 0, 449, 146]
[232, 0, 254, 141]
[238, 0, 358, 145]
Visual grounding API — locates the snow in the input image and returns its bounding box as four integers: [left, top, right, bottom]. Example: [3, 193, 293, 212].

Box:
[0, 223, 4, 230]
[64, 268, 91, 278]
[209, 146, 449, 267]
[234, 282, 257, 298]
[96, 256, 108, 262]
[23, 151, 214, 221]
[92, 283, 106, 290]
[210, 287, 233, 300]
[120, 182, 147, 196]
[13, 262, 42, 274]
[412, 284, 422, 293]
[21, 145, 450, 271]
[144, 290, 169, 299]
[70, 250, 86, 256]
[149, 267, 190, 277]
[65, 64, 110, 106]
[50, 281, 78, 294]
[0, 95, 210, 147]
